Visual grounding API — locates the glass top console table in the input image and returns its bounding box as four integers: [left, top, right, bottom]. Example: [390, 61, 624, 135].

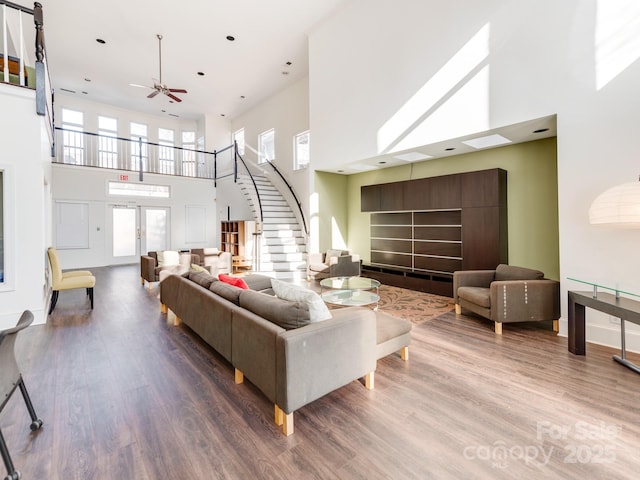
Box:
[567, 277, 640, 374]
[320, 276, 380, 309]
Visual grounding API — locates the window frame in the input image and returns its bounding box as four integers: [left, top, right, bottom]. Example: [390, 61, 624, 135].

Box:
[293, 130, 310, 170]
[258, 128, 275, 164]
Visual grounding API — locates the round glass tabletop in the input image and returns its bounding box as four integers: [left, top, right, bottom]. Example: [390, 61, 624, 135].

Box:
[319, 276, 381, 290]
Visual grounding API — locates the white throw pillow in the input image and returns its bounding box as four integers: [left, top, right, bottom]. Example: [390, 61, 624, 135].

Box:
[157, 250, 180, 267]
[325, 249, 343, 265]
[271, 278, 332, 323]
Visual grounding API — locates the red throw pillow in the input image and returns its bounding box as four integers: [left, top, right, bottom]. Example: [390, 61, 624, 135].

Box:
[218, 273, 249, 290]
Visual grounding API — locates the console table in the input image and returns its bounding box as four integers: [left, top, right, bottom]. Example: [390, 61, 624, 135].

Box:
[568, 280, 640, 374]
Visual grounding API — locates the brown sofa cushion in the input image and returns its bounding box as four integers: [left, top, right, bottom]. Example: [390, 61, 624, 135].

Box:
[495, 264, 544, 281]
[239, 289, 311, 330]
[242, 274, 274, 292]
[457, 286, 491, 308]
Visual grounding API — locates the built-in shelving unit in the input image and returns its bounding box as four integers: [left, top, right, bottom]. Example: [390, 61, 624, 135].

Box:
[361, 168, 507, 296]
[220, 220, 246, 257]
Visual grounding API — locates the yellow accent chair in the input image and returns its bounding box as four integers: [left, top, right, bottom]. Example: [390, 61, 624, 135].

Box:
[47, 247, 96, 314]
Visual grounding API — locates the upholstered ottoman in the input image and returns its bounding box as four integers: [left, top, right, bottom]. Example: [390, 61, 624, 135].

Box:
[376, 311, 411, 361]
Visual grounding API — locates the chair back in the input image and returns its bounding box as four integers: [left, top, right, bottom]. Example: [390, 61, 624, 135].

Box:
[0, 310, 33, 409]
[47, 247, 63, 288]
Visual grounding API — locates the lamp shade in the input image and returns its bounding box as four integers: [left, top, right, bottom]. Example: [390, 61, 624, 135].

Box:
[589, 181, 640, 227]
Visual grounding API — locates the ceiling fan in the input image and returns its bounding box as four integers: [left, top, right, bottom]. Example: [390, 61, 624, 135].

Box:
[130, 34, 187, 102]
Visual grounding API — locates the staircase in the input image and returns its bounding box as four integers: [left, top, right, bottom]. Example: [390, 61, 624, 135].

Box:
[237, 174, 307, 279]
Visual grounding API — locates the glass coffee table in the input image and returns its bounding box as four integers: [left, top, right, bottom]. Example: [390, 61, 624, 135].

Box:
[320, 276, 381, 309]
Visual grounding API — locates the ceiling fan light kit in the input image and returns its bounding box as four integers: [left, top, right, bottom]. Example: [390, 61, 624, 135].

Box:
[132, 34, 187, 103]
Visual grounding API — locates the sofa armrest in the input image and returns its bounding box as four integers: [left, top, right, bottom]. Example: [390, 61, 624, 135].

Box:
[275, 307, 377, 413]
[453, 270, 496, 303]
[490, 279, 560, 323]
[308, 252, 325, 265]
[140, 255, 157, 282]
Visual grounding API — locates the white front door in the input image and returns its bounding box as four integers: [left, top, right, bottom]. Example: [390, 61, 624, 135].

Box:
[108, 205, 170, 264]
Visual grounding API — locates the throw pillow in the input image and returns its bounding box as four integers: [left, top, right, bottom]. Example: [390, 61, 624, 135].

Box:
[190, 263, 208, 273]
[325, 249, 343, 265]
[157, 250, 180, 267]
[218, 273, 249, 290]
[271, 278, 332, 323]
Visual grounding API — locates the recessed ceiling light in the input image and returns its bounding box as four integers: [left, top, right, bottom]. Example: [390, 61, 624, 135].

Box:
[240, 95, 245, 99]
[445, 147, 455, 151]
[197, 71, 205, 76]
[96, 38, 105, 44]
[226, 35, 235, 41]
[281, 71, 289, 75]
[169, 113, 179, 117]
[161, 109, 166, 113]
[393, 152, 433, 162]
[84, 78, 91, 82]
[60, 87, 76, 93]
[221, 113, 226, 117]
[533, 128, 549, 133]
[337, 170, 344, 173]
[81, 91, 88, 95]
[462, 134, 512, 149]
[286, 61, 292, 66]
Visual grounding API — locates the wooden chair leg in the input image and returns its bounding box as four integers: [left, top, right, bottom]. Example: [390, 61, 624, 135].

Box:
[160, 303, 167, 314]
[495, 322, 503, 335]
[274, 405, 283, 426]
[365, 371, 375, 390]
[48, 290, 59, 314]
[282, 413, 294, 436]
[400, 346, 409, 361]
[235, 369, 244, 384]
[141, 277, 145, 286]
[553, 319, 559, 332]
[455, 304, 461, 314]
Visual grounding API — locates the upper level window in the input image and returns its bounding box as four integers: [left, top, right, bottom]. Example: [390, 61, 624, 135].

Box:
[130, 122, 148, 171]
[61, 108, 84, 165]
[182, 131, 196, 177]
[158, 127, 175, 175]
[294, 131, 310, 170]
[258, 128, 274, 164]
[98, 115, 118, 169]
[234, 128, 245, 156]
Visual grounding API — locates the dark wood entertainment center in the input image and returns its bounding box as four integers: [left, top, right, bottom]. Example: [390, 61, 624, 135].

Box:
[361, 168, 508, 297]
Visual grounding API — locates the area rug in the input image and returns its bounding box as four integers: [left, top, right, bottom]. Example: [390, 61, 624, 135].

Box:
[376, 284, 455, 325]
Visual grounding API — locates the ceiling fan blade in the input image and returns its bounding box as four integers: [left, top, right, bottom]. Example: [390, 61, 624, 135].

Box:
[147, 90, 160, 99]
[130, 83, 153, 89]
[168, 88, 187, 93]
[166, 92, 182, 102]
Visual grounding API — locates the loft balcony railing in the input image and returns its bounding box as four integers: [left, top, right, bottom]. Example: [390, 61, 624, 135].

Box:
[1, 2, 54, 141]
[53, 128, 308, 238]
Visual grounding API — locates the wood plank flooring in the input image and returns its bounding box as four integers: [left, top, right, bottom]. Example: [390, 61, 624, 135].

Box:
[2, 264, 639, 479]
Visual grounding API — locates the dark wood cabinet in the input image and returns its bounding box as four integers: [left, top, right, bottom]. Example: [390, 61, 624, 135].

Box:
[361, 168, 507, 296]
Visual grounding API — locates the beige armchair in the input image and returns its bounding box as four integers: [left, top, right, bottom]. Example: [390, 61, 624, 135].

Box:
[190, 248, 232, 275]
[307, 249, 361, 280]
[453, 264, 560, 334]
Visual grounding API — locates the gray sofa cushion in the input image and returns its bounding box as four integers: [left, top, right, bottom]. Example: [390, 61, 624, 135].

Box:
[239, 289, 311, 330]
[495, 264, 544, 281]
[188, 270, 217, 289]
[210, 281, 243, 305]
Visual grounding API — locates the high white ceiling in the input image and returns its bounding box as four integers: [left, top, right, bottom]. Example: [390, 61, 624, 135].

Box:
[26, 0, 348, 120]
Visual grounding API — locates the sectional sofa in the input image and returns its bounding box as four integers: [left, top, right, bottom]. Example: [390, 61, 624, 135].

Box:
[159, 270, 411, 435]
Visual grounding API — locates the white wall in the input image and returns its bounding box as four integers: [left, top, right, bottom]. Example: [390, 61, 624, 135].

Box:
[0, 85, 52, 328]
[307, 0, 640, 351]
[51, 164, 219, 269]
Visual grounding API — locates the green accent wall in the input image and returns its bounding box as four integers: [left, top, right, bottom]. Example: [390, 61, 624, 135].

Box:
[320, 137, 559, 280]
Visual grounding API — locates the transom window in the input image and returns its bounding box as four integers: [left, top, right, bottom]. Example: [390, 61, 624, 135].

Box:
[234, 128, 245, 156]
[108, 181, 170, 198]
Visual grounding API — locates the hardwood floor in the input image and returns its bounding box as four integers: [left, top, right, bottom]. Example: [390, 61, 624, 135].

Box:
[2, 264, 639, 479]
